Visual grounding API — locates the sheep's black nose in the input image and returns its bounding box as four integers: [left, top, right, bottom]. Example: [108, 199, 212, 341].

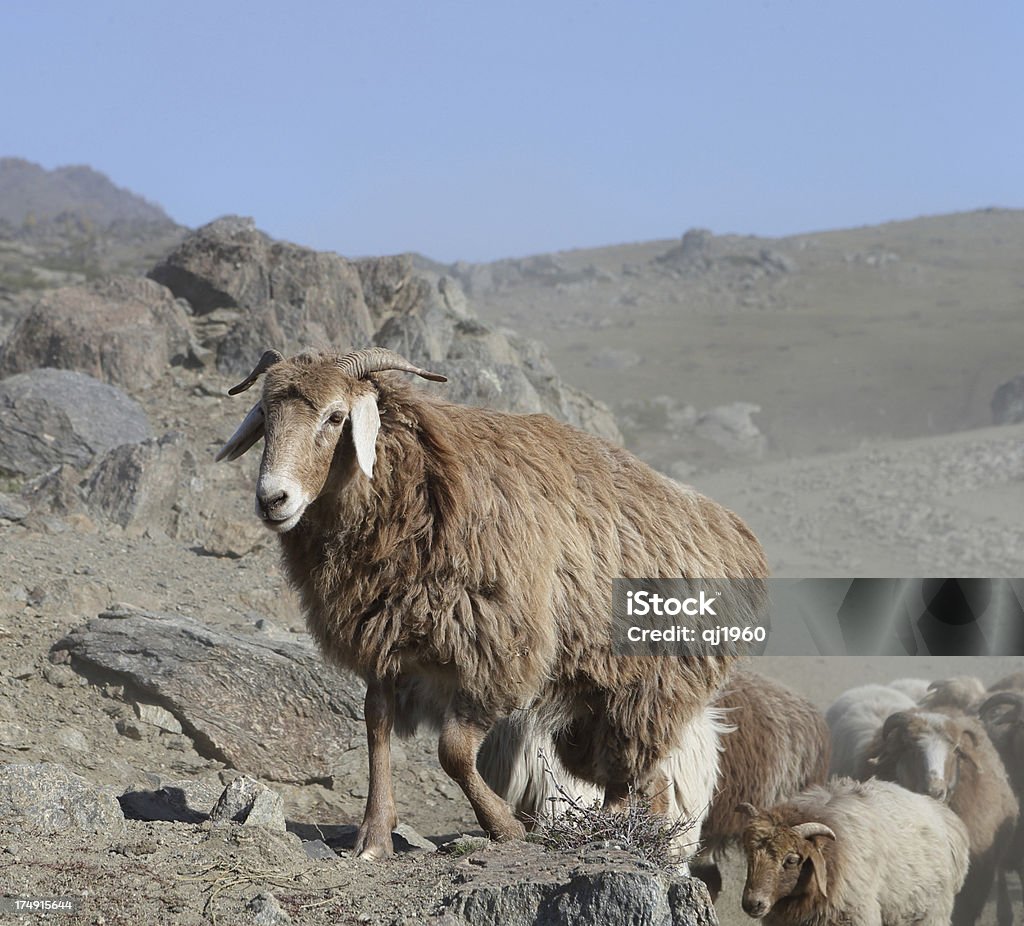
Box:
[258, 488, 289, 517]
[742, 896, 770, 918]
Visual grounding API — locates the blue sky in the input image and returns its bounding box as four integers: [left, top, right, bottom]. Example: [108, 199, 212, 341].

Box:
[2, 1, 1021, 262]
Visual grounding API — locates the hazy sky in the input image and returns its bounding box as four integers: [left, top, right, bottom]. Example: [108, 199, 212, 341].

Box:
[2, 1, 1021, 262]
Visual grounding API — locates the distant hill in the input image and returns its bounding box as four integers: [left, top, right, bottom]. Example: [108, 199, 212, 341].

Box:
[0, 157, 175, 228]
[0, 159, 186, 322]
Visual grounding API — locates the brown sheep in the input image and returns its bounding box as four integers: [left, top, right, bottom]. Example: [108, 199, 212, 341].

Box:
[691, 668, 831, 901]
[738, 778, 969, 926]
[866, 709, 1019, 926]
[218, 347, 768, 859]
[980, 691, 1024, 926]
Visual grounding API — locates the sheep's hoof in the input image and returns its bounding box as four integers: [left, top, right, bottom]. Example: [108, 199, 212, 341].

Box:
[489, 818, 527, 842]
[354, 822, 395, 860]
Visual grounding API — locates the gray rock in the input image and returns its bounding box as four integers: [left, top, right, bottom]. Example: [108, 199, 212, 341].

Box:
[0, 276, 192, 391]
[211, 775, 286, 830]
[119, 777, 222, 823]
[992, 373, 1024, 425]
[246, 891, 292, 926]
[0, 762, 125, 835]
[443, 842, 716, 926]
[149, 216, 374, 375]
[302, 839, 337, 860]
[0, 492, 29, 521]
[0, 369, 151, 478]
[54, 608, 365, 783]
[81, 431, 187, 533]
[133, 702, 183, 734]
[393, 822, 437, 853]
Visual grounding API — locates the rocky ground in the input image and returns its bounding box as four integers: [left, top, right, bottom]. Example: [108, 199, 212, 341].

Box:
[1, 209, 1022, 924]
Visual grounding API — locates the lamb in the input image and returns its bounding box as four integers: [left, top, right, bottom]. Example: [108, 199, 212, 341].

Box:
[738, 777, 969, 926]
[979, 691, 1024, 926]
[218, 347, 768, 859]
[824, 683, 916, 778]
[865, 709, 1019, 926]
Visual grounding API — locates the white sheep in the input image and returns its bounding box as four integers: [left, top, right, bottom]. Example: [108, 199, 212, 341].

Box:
[739, 777, 969, 926]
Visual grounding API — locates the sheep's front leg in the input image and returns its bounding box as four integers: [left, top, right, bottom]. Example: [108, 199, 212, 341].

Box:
[438, 709, 526, 843]
[354, 677, 398, 860]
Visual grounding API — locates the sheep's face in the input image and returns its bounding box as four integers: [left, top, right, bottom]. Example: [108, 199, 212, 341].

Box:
[254, 364, 379, 533]
[870, 711, 974, 802]
[739, 810, 834, 919]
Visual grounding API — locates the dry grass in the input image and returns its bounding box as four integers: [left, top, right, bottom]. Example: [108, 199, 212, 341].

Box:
[527, 751, 701, 870]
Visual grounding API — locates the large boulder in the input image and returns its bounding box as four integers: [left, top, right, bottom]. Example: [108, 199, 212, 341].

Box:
[0, 276, 192, 391]
[54, 606, 366, 784]
[0, 369, 150, 478]
[149, 216, 374, 375]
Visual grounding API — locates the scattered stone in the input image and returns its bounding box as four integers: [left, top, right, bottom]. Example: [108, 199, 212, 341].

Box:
[0, 368, 150, 477]
[43, 663, 81, 688]
[302, 839, 337, 861]
[0, 722, 31, 749]
[0, 492, 29, 521]
[393, 823, 437, 853]
[133, 702, 183, 734]
[55, 608, 365, 783]
[115, 717, 144, 740]
[55, 727, 89, 752]
[992, 373, 1024, 425]
[211, 775, 287, 830]
[246, 892, 292, 926]
[0, 762, 125, 835]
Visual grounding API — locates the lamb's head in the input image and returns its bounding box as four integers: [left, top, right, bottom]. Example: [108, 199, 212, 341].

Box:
[217, 348, 445, 532]
[738, 803, 836, 919]
[867, 710, 979, 802]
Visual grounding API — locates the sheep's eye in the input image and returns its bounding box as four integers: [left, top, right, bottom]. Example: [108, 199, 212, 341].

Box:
[327, 411, 347, 426]
[784, 854, 802, 868]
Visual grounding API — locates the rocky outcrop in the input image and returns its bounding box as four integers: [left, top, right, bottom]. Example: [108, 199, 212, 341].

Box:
[53, 606, 365, 784]
[0, 369, 150, 478]
[0, 276, 192, 391]
[441, 842, 717, 926]
[149, 216, 374, 375]
[152, 217, 620, 441]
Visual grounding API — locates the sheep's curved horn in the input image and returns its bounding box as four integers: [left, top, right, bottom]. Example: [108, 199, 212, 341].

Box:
[336, 348, 447, 383]
[791, 822, 836, 841]
[215, 402, 265, 462]
[882, 711, 912, 738]
[227, 350, 285, 395]
[980, 692, 1024, 721]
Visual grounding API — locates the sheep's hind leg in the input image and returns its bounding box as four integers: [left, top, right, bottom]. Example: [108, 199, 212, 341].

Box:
[354, 677, 399, 860]
[439, 708, 527, 843]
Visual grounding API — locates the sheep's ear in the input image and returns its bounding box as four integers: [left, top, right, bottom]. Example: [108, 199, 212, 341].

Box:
[350, 392, 381, 479]
[216, 403, 265, 462]
[736, 802, 759, 818]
